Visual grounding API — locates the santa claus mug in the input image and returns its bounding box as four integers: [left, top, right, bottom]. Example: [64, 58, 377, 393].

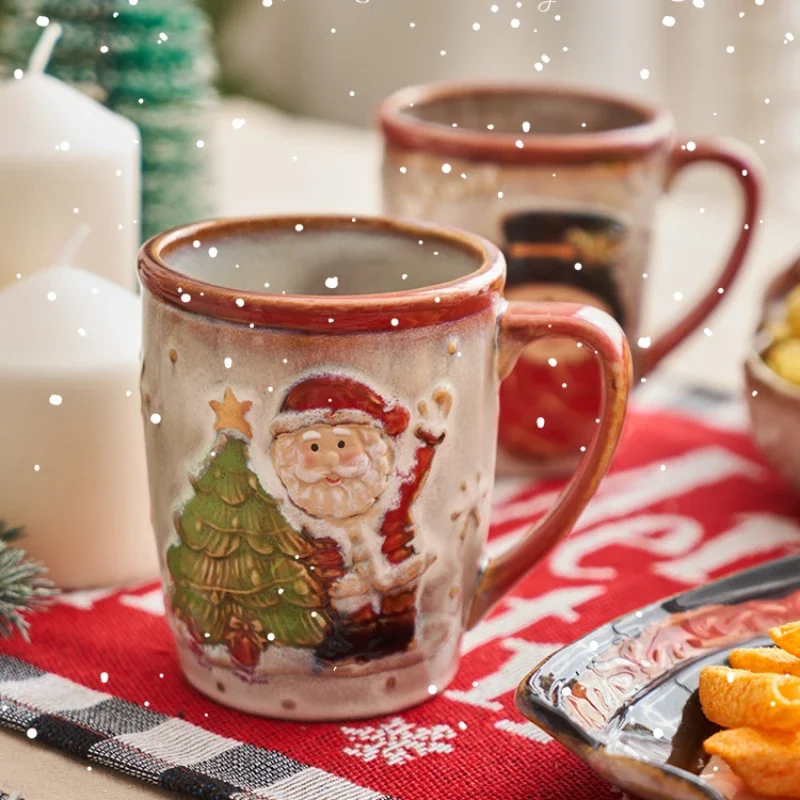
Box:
[138, 214, 631, 720]
[379, 82, 762, 471]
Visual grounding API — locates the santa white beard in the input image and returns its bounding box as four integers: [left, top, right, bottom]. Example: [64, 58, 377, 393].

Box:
[272, 429, 393, 520]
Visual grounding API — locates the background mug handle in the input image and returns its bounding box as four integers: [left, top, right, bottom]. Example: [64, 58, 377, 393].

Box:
[467, 302, 632, 628]
[636, 138, 763, 377]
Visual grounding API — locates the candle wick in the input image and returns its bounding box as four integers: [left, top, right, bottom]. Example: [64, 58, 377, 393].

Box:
[27, 22, 63, 75]
[57, 224, 92, 266]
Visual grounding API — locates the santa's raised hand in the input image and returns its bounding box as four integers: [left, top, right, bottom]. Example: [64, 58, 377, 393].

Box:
[414, 384, 453, 445]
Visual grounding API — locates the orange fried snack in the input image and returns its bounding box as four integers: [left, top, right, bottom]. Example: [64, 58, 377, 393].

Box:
[704, 727, 800, 798]
[771, 622, 800, 659]
[699, 666, 800, 731]
[730, 646, 800, 679]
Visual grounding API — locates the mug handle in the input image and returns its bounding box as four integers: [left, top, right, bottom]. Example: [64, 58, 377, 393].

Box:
[466, 301, 632, 628]
[636, 138, 763, 376]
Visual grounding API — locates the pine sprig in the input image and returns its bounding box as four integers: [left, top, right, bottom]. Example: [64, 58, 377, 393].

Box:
[0, 521, 58, 640]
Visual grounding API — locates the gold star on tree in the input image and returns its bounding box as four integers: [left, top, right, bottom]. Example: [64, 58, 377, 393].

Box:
[209, 388, 253, 440]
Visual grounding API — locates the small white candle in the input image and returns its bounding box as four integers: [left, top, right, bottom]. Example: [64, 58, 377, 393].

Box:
[0, 264, 156, 588]
[0, 25, 140, 292]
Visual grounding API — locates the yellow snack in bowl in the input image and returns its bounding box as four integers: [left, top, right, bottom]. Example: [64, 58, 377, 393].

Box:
[767, 320, 793, 343]
[771, 622, 800, 658]
[766, 339, 800, 386]
[704, 727, 800, 798]
[786, 284, 800, 337]
[699, 666, 800, 731]
[730, 646, 800, 678]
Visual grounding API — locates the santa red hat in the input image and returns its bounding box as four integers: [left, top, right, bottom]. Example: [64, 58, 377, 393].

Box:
[270, 374, 410, 438]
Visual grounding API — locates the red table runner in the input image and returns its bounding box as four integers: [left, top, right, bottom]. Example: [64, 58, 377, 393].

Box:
[3, 406, 800, 800]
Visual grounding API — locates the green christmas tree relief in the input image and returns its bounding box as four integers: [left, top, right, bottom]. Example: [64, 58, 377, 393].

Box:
[168, 388, 331, 669]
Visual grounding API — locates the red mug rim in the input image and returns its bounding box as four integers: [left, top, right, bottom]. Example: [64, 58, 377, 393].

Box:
[138, 214, 505, 333]
[378, 81, 676, 165]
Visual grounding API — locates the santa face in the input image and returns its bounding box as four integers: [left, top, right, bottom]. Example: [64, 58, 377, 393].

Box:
[271, 423, 394, 519]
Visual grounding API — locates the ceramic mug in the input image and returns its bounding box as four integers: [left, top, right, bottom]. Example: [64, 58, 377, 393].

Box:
[379, 82, 762, 468]
[139, 214, 631, 720]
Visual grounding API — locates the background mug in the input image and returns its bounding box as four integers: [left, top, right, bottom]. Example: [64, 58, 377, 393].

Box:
[139, 214, 631, 720]
[379, 82, 762, 468]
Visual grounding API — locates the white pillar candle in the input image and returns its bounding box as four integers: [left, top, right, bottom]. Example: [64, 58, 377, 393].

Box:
[0, 264, 157, 588]
[0, 24, 140, 292]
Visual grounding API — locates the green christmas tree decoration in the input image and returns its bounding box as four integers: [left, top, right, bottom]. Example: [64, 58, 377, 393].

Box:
[0, 521, 57, 640]
[0, 0, 217, 241]
[168, 389, 332, 669]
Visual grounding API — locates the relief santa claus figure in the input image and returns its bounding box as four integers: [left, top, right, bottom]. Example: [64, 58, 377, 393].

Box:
[269, 373, 452, 663]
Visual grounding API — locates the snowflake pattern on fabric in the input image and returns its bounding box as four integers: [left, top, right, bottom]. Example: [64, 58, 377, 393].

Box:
[341, 717, 457, 766]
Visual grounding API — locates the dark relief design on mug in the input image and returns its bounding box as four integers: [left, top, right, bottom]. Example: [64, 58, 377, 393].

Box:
[168, 376, 452, 673]
[502, 211, 627, 328]
[498, 211, 629, 460]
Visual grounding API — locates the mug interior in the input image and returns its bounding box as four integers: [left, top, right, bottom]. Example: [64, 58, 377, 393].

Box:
[403, 88, 650, 136]
[162, 219, 484, 296]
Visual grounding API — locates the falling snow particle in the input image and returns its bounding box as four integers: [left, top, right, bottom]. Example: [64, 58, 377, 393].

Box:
[100, 672, 109, 683]
[726, 45, 735, 53]
[704, 328, 713, 336]
[640, 68, 650, 80]
[511, 18, 520, 28]
[150, 413, 161, 425]
[400, 166, 407, 174]
[263, 0, 272, 5]
[440, 50, 446, 56]
[14, 69, 23, 79]
[574, 262, 582, 271]
[515, 139, 524, 149]
[236, 298, 245, 307]
[472, 22, 481, 30]
[49, 394, 62, 406]
[638, 337, 652, 349]
[441, 163, 452, 174]
[196, 139, 205, 148]
[662, 16, 676, 27]
[687, 140, 696, 151]
[224, 357, 233, 369]
[181, 293, 191, 303]
[232, 118, 246, 129]
[27, 728, 37, 739]
[208, 247, 218, 258]
[47, 291, 57, 302]
[391, 318, 399, 327]
[428, 684, 438, 695]
[674, 291, 683, 301]
[34, 465, 40, 472]
[536, 417, 545, 429]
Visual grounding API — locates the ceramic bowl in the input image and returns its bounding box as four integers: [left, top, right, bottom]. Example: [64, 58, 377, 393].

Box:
[744, 255, 800, 492]
[515, 554, 800, 800]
